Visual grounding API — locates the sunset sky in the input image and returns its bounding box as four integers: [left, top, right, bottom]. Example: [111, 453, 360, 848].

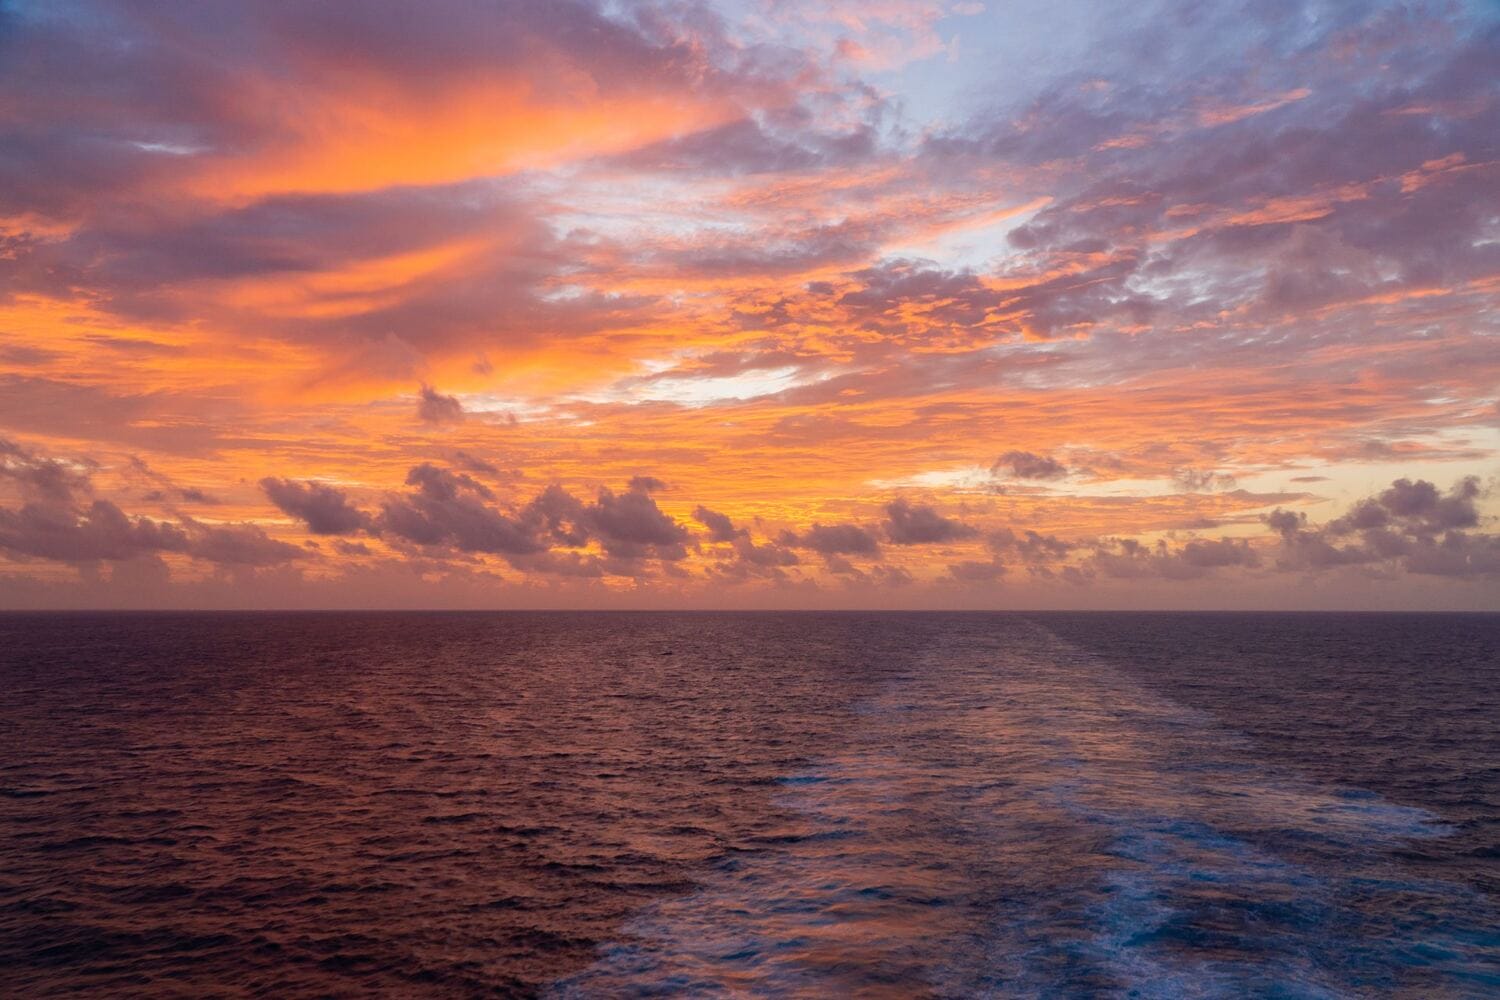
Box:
[0, 0, 1496, 608]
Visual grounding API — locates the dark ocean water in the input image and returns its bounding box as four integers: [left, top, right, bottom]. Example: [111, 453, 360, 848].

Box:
[0, 612, 1497, 998]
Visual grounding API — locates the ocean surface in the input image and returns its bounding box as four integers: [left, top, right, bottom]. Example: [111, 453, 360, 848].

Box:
[0, 612, 1497, 998]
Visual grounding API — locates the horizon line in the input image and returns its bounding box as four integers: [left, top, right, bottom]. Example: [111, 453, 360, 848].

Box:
[2, 607, 1495, 615]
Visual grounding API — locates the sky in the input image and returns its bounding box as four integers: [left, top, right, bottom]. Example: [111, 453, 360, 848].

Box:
[0, 0, 1496, 610]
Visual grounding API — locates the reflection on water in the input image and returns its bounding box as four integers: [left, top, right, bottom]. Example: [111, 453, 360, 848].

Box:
[1, 612, 1497, 997]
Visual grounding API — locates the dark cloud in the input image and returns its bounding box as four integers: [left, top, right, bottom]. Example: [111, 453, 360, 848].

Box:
[0, 499, 188, 563]
[0, 496, 299, 568]
[628, 475, 667, 493]
[0, 437, 94, 503]
[1266, 476, 1498, 578]
[948, 559, 1006, 582]
[524, 484, 593, 548]
[186, 522, 306, 567]
[585, 485, 691, 560]
[732, 536, 799, 568]
[1330, 477, 1481, 536]
[1263, 508, 1374, 570]
[509, 549, 606, 579]
[1090, 536, 1260, 580]
[376, 466, 691, 567]
[988, 528, 1075, 563]
[261, 478, 373, 535]
[1172, 469, 1237, 493]
[781, 522, 881, 557]
[450, 450, 499, 475]
[380, 464, 539, 556]
[704, 532, 802, 584]
[993, 450, 1069, 480]
[882, 498, 976, 545]
[1401, 534, 1500, 578]
[1176, 538, 1261, 569]
[693, 505, 743, 542]
[406, 463, 494, 501]
[417, 385, 465, 425]
[975, 520, 1267, 584]
[0, 440, 305, 569]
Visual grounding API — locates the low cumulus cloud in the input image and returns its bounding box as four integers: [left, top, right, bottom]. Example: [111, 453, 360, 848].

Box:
[780, 522, 882, 558]
[882, 499, 976, 544]
[946, 475, 1499, 586]
[380, 464, 539, 555]
[948, 558, 1006, 583]
[0, 437, 94, 502]
[707, 534, 802, 583]
[0, 499, 191, 563]
[1266, 476, 1499, 578]
[184, 521, 306, 567]
[1032, 475, 1500, 583]
[261, 478, 374, 535]
[0, 439, 301, 570]
[693, 505, 744, 542]
[988, 528, 1074, 563]
[692, 507, 803, 582]
[371, 465, 693, 569]
[577, 484, 691, 560]
[3, 435, 1496, 597]
[1089, 536, 1260, 581]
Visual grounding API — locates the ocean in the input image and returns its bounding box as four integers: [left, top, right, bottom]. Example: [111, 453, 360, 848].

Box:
[0, 611, 1496, 997]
